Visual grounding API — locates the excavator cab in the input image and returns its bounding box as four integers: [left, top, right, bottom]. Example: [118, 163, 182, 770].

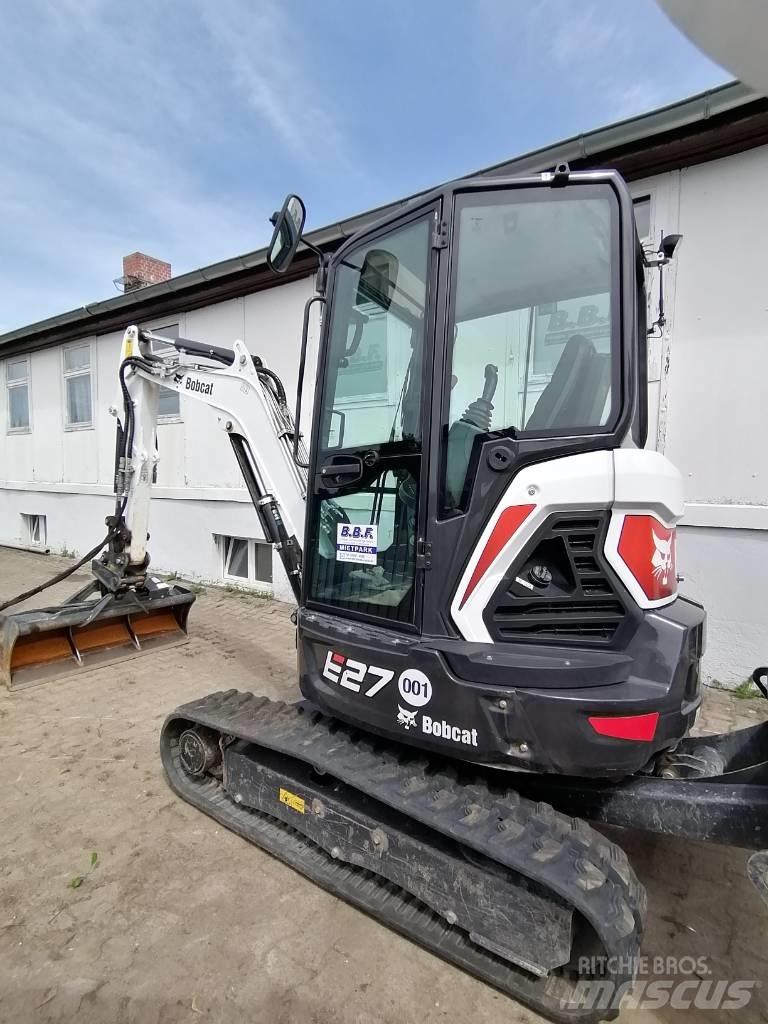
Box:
[276, 166, 704, 779]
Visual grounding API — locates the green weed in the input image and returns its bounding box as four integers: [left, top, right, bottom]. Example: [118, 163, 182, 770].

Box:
[69, 851, 98, 889]
[734, 678, 760, 700]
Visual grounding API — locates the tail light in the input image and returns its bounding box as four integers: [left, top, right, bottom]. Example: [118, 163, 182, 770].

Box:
[588, 711, 659, 741]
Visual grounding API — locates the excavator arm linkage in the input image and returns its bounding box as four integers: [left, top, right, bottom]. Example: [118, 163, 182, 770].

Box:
[0, 325, 306, 689]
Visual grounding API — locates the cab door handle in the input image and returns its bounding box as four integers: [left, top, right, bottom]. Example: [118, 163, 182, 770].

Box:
[319, 456, 363, 488]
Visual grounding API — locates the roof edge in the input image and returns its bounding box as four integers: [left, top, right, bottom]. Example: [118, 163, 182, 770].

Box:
[1, 79, 757, 352]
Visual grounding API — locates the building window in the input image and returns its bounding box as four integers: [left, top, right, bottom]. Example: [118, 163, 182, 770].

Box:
[63, 343, 93, 428]
[633, 196, 651, 241]
[6, 356, 31, 432]
[21, 513, 47, 547]
[143, 323, 181, 420]
[158, 385, 180, 419]
[217, 535, 273, 587]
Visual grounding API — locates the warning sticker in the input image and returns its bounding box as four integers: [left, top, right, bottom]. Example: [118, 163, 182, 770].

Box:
[279, 788, 306, 814]
[336, 523, 378, 565]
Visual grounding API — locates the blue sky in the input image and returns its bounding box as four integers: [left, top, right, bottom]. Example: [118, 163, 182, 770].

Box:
[1, 0, 729, 333]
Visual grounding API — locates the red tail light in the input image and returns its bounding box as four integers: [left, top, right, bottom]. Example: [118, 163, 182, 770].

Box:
[616, 515, 676, 602]
[588, 711, 659, 741]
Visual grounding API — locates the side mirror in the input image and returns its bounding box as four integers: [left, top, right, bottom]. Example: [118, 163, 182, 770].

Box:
[267, 194, 306, 274]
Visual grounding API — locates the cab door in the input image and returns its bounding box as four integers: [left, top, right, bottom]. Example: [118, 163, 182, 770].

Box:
[304, 204, 439, 628]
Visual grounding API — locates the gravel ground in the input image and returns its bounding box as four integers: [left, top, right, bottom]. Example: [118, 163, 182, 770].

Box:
[1, 548, 766, 1024]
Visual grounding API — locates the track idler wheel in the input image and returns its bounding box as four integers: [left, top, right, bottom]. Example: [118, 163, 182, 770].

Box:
[179, 727, 222, 776]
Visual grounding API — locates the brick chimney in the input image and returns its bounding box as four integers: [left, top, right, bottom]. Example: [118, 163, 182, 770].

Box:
[121, 252, 172, 291]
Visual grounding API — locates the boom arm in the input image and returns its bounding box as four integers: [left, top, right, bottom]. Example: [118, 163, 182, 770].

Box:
[112, 325, 308, 600]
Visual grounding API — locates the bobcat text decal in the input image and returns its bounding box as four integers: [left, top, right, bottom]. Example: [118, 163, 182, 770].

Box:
[185, 377, 214, 395]
[394, 707, 479, 747]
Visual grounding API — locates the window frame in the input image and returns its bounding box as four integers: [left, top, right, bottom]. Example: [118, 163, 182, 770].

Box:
[632, 194, 653, 244]
[21, 512, 47, 547]
[439, 182, 623, 515]
[6, 355, 31, 434]
[141, 320, 183, 423]
[631, 191, 656, 314]
[62, 341, 95, 431]
[303, 198, 440, 630]
[445, 184, 623, 443]
[317, 211, 434, 447]
[217, 534, 273, 589]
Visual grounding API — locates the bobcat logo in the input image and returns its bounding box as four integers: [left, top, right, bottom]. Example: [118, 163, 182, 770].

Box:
[651, 530, 673, 586]
[396, 705, 418, 730]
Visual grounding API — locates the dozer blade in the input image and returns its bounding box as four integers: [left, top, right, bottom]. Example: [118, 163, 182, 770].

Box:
[0, 585, 195, 691]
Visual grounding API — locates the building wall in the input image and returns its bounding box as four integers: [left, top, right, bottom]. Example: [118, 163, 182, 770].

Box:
[626, 148, 768, 684]
[0, 276, 316, 603]
[0, 486, 278, 593]
[2, 149, 767, 682]
[677, 525, 767, 687]
[665, 146, 768, 518]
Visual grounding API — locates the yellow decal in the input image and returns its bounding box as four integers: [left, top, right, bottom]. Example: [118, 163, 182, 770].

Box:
[279, 787, 305, 814]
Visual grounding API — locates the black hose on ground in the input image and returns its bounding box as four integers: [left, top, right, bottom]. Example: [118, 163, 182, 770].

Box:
[0, 533, 113, 613]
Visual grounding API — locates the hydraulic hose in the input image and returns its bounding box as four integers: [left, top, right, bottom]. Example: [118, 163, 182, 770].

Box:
[0, 532, 113, 613]
[256, 365, 287, 406]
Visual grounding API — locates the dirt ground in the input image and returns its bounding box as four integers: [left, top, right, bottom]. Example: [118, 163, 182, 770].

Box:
[1, 548, 766, 1024]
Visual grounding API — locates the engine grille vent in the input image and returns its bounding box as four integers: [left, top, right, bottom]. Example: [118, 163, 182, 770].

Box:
[486, 512, 628, 647]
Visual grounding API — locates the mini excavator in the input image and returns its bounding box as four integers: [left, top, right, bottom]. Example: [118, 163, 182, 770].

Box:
[2, 167, 766, 1021]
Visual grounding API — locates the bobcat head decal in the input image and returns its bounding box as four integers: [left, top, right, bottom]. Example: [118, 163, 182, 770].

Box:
[651, 530, 673, 586]
[396, 705, 418, 730]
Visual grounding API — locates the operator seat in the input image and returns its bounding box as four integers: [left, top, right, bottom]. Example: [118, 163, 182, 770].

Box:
[525, 334, 610, 431]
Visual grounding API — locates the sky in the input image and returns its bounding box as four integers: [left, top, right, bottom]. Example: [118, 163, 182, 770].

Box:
[0, 0, 730, 334]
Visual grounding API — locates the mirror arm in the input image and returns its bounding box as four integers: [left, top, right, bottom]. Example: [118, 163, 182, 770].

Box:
[298, 237, 327, 262]
[657, 262, 666, 330]
[647, 262, 666, 337]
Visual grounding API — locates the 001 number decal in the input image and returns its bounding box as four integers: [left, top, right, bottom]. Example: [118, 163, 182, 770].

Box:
[322, 650, 393, 697]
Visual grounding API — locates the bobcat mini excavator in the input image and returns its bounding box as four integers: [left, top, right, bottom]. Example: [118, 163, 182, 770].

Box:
[2, 168, 767, 1021]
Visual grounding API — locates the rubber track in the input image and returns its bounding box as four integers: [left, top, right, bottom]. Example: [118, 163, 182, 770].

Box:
[161, 691, 646, 1022]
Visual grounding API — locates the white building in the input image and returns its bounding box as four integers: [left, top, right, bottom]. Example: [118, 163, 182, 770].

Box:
[1, 80, 766, 686]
